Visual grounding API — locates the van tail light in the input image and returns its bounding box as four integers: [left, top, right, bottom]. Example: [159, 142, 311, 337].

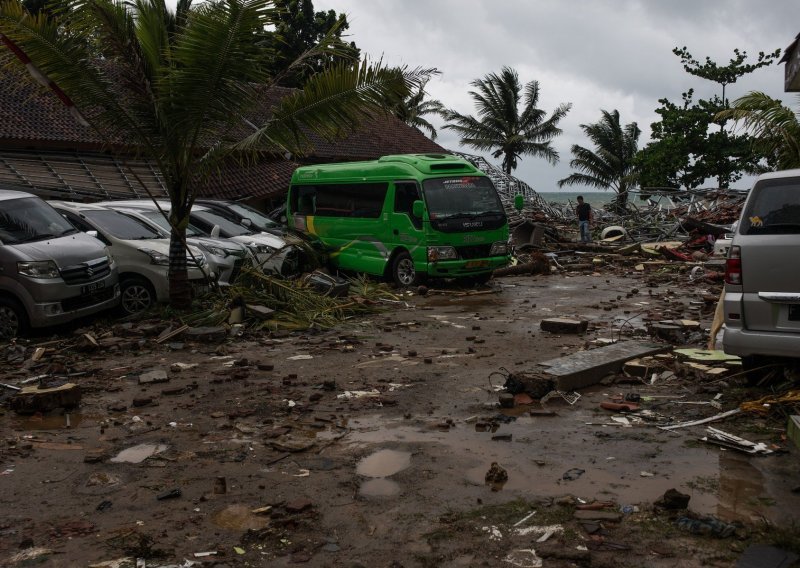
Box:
[725, 245, 742, 285]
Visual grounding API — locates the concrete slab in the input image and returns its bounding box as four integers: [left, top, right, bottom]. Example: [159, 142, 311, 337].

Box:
[540, 318, 588, 334]
[537, 341, 668, 390]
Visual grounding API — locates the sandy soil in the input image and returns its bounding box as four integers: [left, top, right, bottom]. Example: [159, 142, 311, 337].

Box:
[1, 270, 798, 568]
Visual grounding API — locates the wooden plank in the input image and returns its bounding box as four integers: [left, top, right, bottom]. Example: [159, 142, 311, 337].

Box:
[537, 341, 668, 391]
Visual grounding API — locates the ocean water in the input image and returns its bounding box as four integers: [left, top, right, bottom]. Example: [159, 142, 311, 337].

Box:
[537, 191, 617, 208]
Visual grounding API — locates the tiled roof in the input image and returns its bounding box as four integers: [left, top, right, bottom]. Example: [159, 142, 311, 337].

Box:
[0, 68, 447, 202]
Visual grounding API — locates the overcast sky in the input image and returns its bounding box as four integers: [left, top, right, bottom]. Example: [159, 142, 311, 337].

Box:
[315, 0, 800, 193]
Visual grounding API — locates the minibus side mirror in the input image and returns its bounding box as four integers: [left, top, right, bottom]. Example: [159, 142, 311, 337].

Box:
[514, 194, 524, 211]
[412, 200, 424, 219]
[211, 225, 220, 238]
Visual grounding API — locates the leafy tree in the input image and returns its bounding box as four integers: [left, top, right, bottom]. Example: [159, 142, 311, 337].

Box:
[390, 73, 445, 140]
[442, 66, 571, 175]
[260, 0, 359, 87]
[673, 46, 781, 104]
[637, 47, 780, 190]
[717, 91, 800, 169]
[0, 0, 423, 309]
[558, 109, 640, 209]
[636, 90, 764, 189]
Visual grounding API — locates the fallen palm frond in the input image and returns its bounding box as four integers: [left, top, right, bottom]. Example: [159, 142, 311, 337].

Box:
[182, 268, 399, 330]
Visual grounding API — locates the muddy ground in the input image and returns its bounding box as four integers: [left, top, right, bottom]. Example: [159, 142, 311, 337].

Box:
[1, 269, 799, 568]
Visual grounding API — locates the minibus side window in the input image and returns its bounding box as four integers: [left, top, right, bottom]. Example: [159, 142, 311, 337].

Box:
[394, 182, 422, 229]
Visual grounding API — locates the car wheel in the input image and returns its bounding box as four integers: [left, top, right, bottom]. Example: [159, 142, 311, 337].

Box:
[391, 251, 421, 288]
[120, 277, 155, 316]
[0, 297, 29, 340]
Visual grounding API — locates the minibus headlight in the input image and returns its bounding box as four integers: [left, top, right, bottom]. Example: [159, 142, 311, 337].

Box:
[490, 241, 508, 256]
[18, 260, 60, 279]
[427, 246, 458, 262]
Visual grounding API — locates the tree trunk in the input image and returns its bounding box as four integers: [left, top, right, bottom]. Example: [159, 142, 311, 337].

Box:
[613, 189, 629, 212]
[168, 208, 192, 311]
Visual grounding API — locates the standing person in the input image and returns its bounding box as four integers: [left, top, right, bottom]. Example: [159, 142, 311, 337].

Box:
[576, 195, 592, 243]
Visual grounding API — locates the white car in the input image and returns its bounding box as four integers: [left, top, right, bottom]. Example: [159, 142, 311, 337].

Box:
[96, 202, 251, 286]
[49, 201, 209, 315]
[107, 200, 301, 276]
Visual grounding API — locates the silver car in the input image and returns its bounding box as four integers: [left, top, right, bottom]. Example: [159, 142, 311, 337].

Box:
[0, 190, 120, 338]
[99, 204, 251, 286]
[723, 169, 800, 374]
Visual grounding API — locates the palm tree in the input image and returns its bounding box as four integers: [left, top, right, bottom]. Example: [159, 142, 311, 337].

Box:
[392, 75, 445, 140]
[558, 109, 641, 210]
[716, 91, 800, 170]
[0, 0, 424, 309]
[442, 66, 571, 175]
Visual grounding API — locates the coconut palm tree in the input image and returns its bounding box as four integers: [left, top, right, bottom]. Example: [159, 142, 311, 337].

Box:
[558, 109, 641, 210]
[391, 75, 445, 140]
[0, 0, 424, 309]
[716, 91, 800, 170]
[442, 66, 571, 175]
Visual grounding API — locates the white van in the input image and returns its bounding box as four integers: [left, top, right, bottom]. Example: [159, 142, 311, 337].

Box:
[0, 190, 120, 338]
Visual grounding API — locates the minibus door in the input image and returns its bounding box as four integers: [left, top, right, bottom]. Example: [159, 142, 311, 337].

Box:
[390, 181, 425, 260]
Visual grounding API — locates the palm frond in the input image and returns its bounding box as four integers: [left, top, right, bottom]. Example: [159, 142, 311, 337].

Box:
[232, 60, 430, 155]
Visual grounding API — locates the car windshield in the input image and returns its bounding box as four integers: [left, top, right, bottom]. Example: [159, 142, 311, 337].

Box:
[225, 203, 280, 229]
[135, 210, 202, 237]
[0, 197, 77, 244]
[84, 209, 162, 240]
[422, 177, 504, 219]
[193, 211, 253, 237]
[741, 178, 800, 235]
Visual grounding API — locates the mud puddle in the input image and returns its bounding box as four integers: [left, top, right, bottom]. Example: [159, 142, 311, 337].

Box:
[356, 449, 411, 497]
[11, 413, 90, 430]
[343, 414, 789, 523]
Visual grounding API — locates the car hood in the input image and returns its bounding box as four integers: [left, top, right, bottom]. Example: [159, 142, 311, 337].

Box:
[118, 238, 203, 257]
[12, 232, 107, 267]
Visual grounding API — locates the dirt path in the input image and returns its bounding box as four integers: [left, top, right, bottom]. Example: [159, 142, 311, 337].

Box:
[1, 272, 798, 567]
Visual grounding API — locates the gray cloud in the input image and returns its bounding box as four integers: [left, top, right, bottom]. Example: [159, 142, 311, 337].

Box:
[319, 0, 799, 192]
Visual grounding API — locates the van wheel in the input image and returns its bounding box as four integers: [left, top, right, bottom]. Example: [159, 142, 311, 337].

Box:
[0, 297, 29, 339]
[120, 277, 155, 316]
[391, 251, 421, 287]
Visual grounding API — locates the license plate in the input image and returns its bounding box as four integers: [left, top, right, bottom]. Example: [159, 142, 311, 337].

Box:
[464, 260, 489, 269]
[81, 281, 105, 295]
[789, 305, 800, 321]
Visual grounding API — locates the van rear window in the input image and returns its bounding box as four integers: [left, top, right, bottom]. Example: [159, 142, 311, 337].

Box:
[291, 183, 388, 218]
[741, 177, 800, 235]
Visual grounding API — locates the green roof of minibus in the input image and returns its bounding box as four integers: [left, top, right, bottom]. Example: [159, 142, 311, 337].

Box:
[290, 154, 484, 182]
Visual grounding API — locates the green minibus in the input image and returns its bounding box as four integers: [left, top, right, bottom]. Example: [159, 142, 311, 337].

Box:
[286, 154, 511, 286]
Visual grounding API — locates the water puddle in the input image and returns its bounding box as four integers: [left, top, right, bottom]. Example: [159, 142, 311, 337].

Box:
[212, 504, 269, 531]
[109, 443, 168, 464]
[12, 413, 87, 431]
[356, 449, 411, 478]
[356, 449, 411, 497]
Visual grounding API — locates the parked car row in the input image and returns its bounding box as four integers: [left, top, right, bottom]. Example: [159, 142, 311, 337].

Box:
[0, 190, 298, 339]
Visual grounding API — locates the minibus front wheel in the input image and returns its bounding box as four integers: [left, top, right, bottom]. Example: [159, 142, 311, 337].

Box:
[390, 251, 423, 288]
